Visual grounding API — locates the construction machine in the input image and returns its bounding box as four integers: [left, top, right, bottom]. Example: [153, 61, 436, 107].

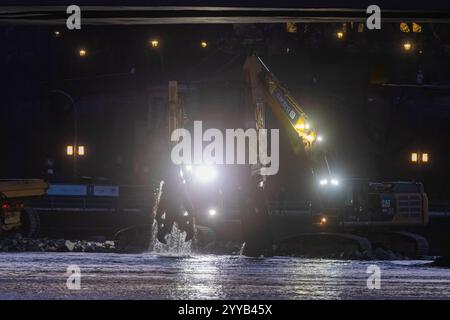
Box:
[0, 179, 48, 238]
[155, 55, 429, 258]
[243, 55, 429, 257]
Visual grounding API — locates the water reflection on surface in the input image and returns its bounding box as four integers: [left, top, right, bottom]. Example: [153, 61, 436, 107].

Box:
[0, 252, 449, 299]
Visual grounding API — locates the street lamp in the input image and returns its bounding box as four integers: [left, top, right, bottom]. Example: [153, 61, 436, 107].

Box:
[66, 145, 85, 156]
[149, 39, 165, 73]
[78, 145, 85, 156]
[79, 48, 87, 57]
[51, 90, 79, 179]
[200, 41, 208, 48]
[410, 151, 429, 182]
[336, 31, 344, 39]
[410, 152, 429, 164]
[403, 41, 412, 51]
[66, 145, 74, 156]
[150, 39, 159, 48]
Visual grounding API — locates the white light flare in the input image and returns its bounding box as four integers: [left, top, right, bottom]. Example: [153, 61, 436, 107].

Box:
[331, 179, 339, 186]
[194, 165, 217, 183]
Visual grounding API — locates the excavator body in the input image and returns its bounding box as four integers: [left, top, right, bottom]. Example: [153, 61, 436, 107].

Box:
[152, 55, 429, 258]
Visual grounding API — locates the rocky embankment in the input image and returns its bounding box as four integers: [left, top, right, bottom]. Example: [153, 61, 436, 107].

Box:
[0, 235, 446, 265]
[0, 234, 116, 253]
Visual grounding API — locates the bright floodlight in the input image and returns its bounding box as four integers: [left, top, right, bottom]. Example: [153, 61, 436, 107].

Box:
[320, 179, 328, 185]
[331, 179, 339, 186]
[208, 208, 217, 216]
[317, 135, 324, 142]
[195, 165, 217, 182]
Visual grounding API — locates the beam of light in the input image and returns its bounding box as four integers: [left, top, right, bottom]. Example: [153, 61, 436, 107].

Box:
[194, 165, 217, 183]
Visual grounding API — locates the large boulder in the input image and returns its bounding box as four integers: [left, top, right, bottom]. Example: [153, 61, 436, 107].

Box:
[65, 240, 76, 252]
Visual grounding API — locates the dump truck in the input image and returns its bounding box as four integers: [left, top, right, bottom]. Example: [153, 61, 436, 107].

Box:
[0, 179, 48, 238]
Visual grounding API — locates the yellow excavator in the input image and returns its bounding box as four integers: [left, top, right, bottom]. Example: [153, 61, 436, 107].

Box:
[243, 55, 429, 257]
[0, 180, 48, 238]
[154, 55, 429, 258]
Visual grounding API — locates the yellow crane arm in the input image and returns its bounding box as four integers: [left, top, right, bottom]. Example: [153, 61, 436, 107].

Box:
[243, 55, 318, 156]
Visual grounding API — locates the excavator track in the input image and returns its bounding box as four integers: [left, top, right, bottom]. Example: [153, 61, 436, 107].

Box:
[394, 231, 429, 257]
[364, 231, 429, 258]
[276, 232, 373, 258]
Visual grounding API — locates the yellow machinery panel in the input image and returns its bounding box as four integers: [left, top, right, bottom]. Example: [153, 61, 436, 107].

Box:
[0, 180, 48, 199]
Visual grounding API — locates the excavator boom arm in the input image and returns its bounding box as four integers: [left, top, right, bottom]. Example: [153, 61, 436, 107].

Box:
[244, 55, 318, 157]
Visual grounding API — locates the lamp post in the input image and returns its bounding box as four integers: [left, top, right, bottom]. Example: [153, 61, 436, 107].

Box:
[410, 151, 429, 182]
[411, 152, 429, 165]
[150, 38, 164, 74]
[51, 90, 79, 179]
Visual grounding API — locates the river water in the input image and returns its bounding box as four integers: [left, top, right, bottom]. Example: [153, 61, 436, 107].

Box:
[0, 252, 449, 300]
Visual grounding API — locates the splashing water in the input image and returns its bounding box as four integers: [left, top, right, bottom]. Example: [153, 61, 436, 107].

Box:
[150, 221, 192, 255]
[151, 180, 164, 220]
[148, 180, 192, 255]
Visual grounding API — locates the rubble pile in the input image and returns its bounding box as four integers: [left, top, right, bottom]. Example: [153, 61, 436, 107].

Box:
[0, 234, 438, 261]
[0, 234, 116, 253]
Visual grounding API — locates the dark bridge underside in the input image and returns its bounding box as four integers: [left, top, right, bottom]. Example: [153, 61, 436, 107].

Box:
[1, 5, 450, 25]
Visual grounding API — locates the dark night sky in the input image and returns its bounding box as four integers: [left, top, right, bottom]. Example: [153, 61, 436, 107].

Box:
[1, 7, 450, 200]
